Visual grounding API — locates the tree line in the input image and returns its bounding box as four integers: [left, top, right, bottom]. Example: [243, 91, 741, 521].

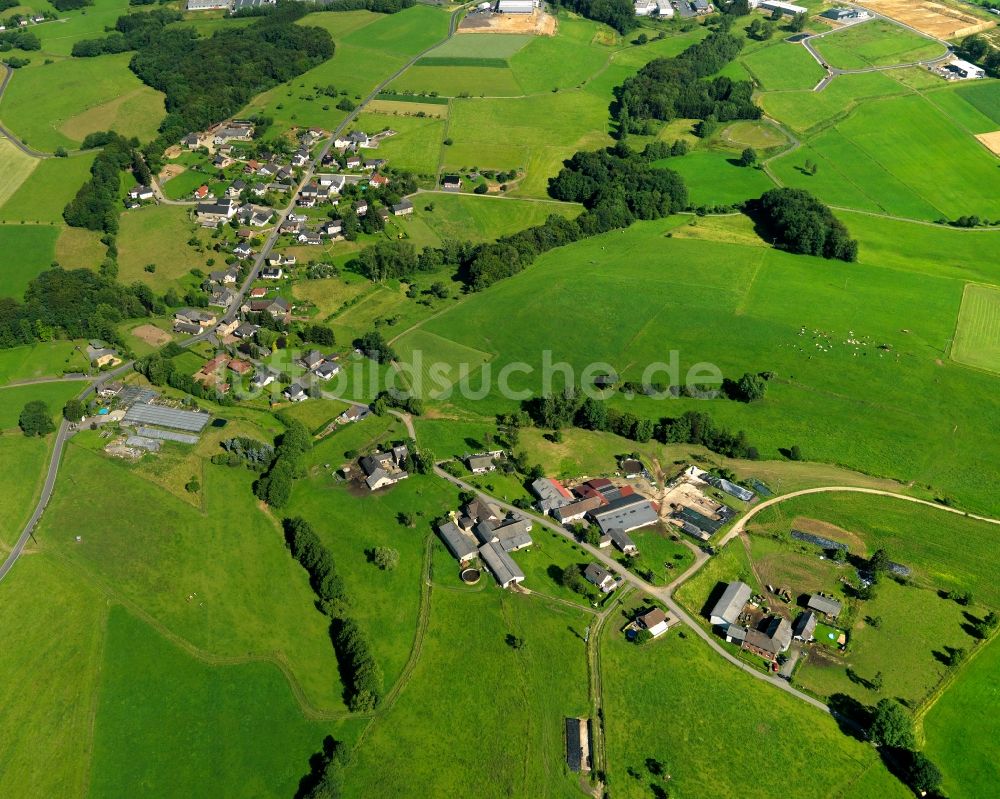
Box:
[748, 188, 858, 261]
[613, 31, 759, 136]
[252, 414, 314, 508]
[283, 517, 384, 713]
[350, 141, 687, 291]
[550, 0, 637, 35]
[64, 132, 149, 235]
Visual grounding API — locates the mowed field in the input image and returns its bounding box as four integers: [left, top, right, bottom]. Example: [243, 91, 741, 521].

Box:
[0, 54, 164, 152]
[601, 623, 909, 799]
[812, 19, 946, 70]
[392, 215, 1000, 515]
[0, 225, 58, 298]
[0, 153, 96, 225]
[350, 110, 445, 176]
[923, 634, 1000, 799]
[116, 205, 204, 292]
[951, 283, 1000, 374]
[741, 40, 826, 90]
[0, 137, 37, 209]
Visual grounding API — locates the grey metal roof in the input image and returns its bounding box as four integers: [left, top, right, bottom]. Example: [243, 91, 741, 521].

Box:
[807, 594, 842, 617]
[437, 522, 477, 562]
[708, 581, 751, 626]
[123, 404, 210, 433]
[134, 426, 199, 445]
[479, 542, 524, 587]
[793, 611, 818, 640]
[590, 495, 658, 534]
[473, 521, 498, 545]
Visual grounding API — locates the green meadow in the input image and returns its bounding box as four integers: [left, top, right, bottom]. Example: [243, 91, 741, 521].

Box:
[601, 623, 908, 799]
[951, 283, 1000, 374]
[351, 111, 445, 175]
[342, 587, 589, 798]
[665, 150, 776, 206]
[407, 193, 580, 245]
[116, 205, 205, 292]
[0, 434, 50, 547]
[0, 153, 96, 224]
[0, 54, 164, 152]
[393, 216, 1000, 514]
[924, 635, 1000, 799]
[955, 80, 1000, 125]
[0, 137, 37, 209]
[0, 225, 58, 298]
[0, 340, 88, 384]
[34, 0, 132, 56]
[741, 40, 825, 91]
[0, 380, 86, 429]
[812, 19, 946, 70]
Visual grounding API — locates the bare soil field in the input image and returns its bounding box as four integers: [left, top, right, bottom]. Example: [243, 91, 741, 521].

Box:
[974, 130, 1000, 156]
[859, 0, 993, 39]
[158, 164, 185, 182]
[458, 10, 555, 35]
[131, 324, 174, 348]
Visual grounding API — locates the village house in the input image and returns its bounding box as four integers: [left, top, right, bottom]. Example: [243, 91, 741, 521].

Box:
[314, 361, 341, 381]
[261, 266, 283, 280]
[369, 173, 390, 189]
[195, 199, 236, 226]
[215, 319, 240, 338]
[173, 308, 217, 334]
[316, 174, 346, 193]
[250, 368, 277, 390]
[353, 199, 368, 216]
[638, 607, 673, 637]
[233, 243, 253, 259]
[213, 121, 254, 143]
[228, 359, 253, 377]
[128, 185, 154, 202]
[283, 383, 307, 403]
[554, 496, 605, 525]
[339, 404, 368, 424]
[793, 610, 818, 642]
[182, 132, 200, 149]
[465, 453, 499, 474]
[209, 287, 235, 308]
[234, 322, 260, 339]
[742, 617, 793, 662]
[359, 447, 409, 491]
[584, 563, 617, 594]
[85, 341, 120, 368]
[392, 199, 414, 216]
[441, 174, 462, 190]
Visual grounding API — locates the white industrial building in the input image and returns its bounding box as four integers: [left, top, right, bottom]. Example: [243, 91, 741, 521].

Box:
[496, 0, 534, 12]
[821, 7, 871, 22]
[751, 0, 807, 15]
[946, 58, 985, 80]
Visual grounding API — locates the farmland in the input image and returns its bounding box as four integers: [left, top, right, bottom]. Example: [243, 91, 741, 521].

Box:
[115, 205, 206, 292]
[812, 19, 946, 70]
[0, 380, 87, 429]
[0, 138, 37, 209]
[951, 283, 1000, 374]
[0, 225, 58, 298]
[393, 216, 1000, 514]
[0, 54, 164, 153]
[0, 153, 96, 225]
[601, 622, 908, 799]
[741, 40, 826, 90]
[0, 340, 88, 385]
[350, 111, 446, 176]
[0, 435, 50, 547]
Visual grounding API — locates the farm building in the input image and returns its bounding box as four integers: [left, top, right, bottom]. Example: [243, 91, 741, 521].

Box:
[752, 0, 806, 14]
[553, 496, 604, 525]
[821, 7, 870, 21]
[187, 0, 230, 9]
[743, 617, 793, 661]
[360, 448, 409, 491]
[946, 58, 985, 79]
[565, 718, 592, 773]
[589, 494, 658, 535]
[634, 0, 657, 15]
[807, 593, 842, 619]
[708, 581, 751, 627]
[496, 0, 534, 11]
[793, 610, 818, 641]
[479, 541, 525, 588]
[606, 528, 638, 556]
[531, 477, 574, 513]
[123, 404, 211, 434]
[437, 522, 478, 564]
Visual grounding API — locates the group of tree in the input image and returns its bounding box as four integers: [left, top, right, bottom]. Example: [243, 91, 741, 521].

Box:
[613, 32, 759, 135]
[868, 699, 944, 797]
[0, 28, 40, 52]
[559, 563, 597, 598]
[301, 323, 336, 347]
[0, 267, 154, 350]
[252, 415, 313, 508]
[18, 400, 55, 436]
[282, 517, 383, 713]
[550, 0, 637, 35]
[956, 33, 1000, 77]
[73, 5, 334, 165]
[748, 188, 858, 261]
[296, 736, 349, 799]
[51, 0, 92, 10]
[134, 350, 236, 404]
[356, 330, 397, 363]
[520, 389, 757, 459]
[212, 436, 275, 469]
[64, 132, 149, 234]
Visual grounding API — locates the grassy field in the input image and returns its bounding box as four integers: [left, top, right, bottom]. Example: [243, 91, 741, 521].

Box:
[0, 137, 37, 209]
[601, 621, 909, 799]
[741, 40, 826, 90]
[769, 92, 1000, 220]
[813, 19, 946, 70]
[351, 111, 445, 175]
[955, 80, 1000, 125]
[341, 587, 589, 798]
[951, 283, 1000, 374]
[923, 634, 1000, 799]
[0, 54, 164, 152]
[292, 273, 372, 320]
[0, 225, 58, 298]
[0, 153, 96, 224]
[34, 0, 132, 56]
[0, 380, 86, 429]
[747, 492, 1000, 606]
[0, 340, 88, 384]
[36, 439, 347, 711]
[392, 216, 1000, 515]
[0, 554, 107, 799]
[116, 205, 205, 292]
[55, 224, 107, 269]
[0, 434, 50, 547]
[389, 64, 525, 98]
[408, 193, 580, 245]
[666, 150, 776, 207]
[431, 32, 533, 58]
[443, 91, 612, 198]
[88, 607, 330, 798]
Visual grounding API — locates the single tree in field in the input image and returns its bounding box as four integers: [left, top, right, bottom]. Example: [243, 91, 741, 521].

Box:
[63, 398, 85, 421]
[868, 547, 891, 578]
[868, 698, 915, 749]
[371, 546, 399, 571]
[736, 371, 766, 402]
[739, 147, 758, 167]
[19, 401, 55, 437]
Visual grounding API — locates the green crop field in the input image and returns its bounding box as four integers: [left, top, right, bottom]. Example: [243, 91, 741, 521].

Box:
[0, 137, 37, 210]
[769, 93, 1000, 220]
[741, 41, 826, 91]
[951, 283, 1000, 374]
[747, 492, 1000, 606]
[0, 340, 88, 385]
[955, 80, 1000, 125]
[36, 440, 347, 711]
[0, 153, 96, 225]
[601, 623, 908, 799]
[88, 607, 331, 798]
[922, 85, 1000, 135]
[393, 216, 1000, 514]
[443, 91, 612, 198]
[0, 380, 86, 429]
[0, 225, 58, 298]
[430, 32, 533, 59]
[812, 19, 946, 70]
[342, 587, 589, 798]
[116, 205, 206, 292]
[665, 150, 776, 206]
[718, 119, 789, 150]
[0, 54, 164, 152]
[351, 111, 445, 175]
[924, 635, 1000, 799]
